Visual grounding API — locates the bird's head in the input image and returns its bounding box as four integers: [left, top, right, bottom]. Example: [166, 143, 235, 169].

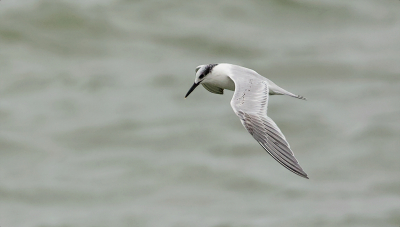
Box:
[185, 64, 218, 98]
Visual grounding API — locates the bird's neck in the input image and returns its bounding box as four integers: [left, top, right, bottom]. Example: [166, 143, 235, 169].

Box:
[203, 65, 235, 91]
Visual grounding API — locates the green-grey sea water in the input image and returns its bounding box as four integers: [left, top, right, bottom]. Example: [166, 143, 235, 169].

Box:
[1, 1, 400, 226]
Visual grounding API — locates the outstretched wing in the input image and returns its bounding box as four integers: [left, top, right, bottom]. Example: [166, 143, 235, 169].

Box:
[227, 65, 308, 179]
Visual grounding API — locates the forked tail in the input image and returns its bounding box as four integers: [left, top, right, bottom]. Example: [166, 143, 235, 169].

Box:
[268, 82, 307, 100]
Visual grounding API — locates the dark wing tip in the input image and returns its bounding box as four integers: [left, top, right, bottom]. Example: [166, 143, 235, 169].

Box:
[257, 141, 309, 179]
[285, 164, 309, 179]
[298, 171, 309, 179]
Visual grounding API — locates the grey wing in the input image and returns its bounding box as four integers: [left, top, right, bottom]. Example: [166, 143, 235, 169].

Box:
[202, 83, 224, 95]
[228, 70, 308, 179]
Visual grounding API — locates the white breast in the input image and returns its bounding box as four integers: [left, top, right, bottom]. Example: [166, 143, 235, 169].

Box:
[203, 64, 235, 91]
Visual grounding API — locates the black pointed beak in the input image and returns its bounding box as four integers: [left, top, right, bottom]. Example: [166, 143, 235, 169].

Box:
[185, 82, 200, 98]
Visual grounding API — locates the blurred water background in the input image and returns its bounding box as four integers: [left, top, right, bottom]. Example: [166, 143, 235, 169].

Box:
[1, 0, 400, 226]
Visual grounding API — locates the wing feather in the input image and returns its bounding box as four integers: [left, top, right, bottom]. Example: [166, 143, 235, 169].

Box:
[202, 83, 224, 95]
[227, 65, 308, 179]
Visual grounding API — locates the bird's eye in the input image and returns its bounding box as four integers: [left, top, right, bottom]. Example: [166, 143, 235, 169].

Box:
[199, 74, 204, 79]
